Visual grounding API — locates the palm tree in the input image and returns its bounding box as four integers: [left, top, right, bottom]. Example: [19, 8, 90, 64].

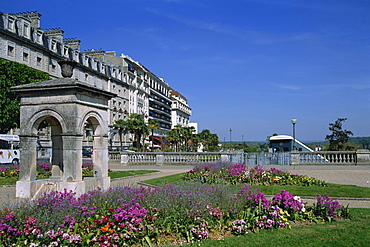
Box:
[165, 128, 181, 151]
[198, 129, 220, 151]
[148, 119, 159, 151]
[113, 119, 126, 150]
[120, 113, 148, 151]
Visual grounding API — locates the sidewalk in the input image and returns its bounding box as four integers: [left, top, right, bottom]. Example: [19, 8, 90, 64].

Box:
[1, 163, 369, 208]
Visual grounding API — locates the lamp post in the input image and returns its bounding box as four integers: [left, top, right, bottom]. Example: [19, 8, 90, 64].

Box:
[291, 118, 297, 151]
[229, 128, 232, 148]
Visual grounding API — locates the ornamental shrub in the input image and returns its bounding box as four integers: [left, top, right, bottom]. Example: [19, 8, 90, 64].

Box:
[184, 163, 327, 186]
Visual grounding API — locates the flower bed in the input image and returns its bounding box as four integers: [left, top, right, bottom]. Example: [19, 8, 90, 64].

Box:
[183, 163, 327, 186]
[0, 182, 349, 246]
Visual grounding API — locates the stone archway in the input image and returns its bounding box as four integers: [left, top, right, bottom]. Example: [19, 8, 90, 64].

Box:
[81, 111, 110, 190]
[12, 61, 116, 198]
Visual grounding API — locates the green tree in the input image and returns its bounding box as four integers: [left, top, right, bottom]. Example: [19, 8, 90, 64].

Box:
[113, 119, 127, 150]
[148, 118, 159, 151]
[0, 58, 50, 133]
[198, 129, 220, 151]
[165, 125, 182, 151]
[179, 126, 196, 151]
[124, 113, 150, 151]
[325, 118, 354, 151]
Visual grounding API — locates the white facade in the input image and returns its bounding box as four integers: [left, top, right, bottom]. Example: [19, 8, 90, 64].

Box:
[0, 11, 192, 148]
[170, 88, 192, 129]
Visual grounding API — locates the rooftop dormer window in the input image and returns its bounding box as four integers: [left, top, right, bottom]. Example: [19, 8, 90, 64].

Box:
[22, 23, 30, 38]
[7, 16, 15, 32]
[48, 39, 57, 52]
[34, 30, 43, 45]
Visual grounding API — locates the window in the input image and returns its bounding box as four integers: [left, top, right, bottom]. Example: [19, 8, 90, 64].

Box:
[7, 43, 14, 57]
[23, 23, 29, 38]
[50, 59, 57, 72]
[7, 17, 15, 31]
[51, 40, 57, 51]
[23, 52, 29, 62]
[37, 57, 42, 66]
[36, 53, 43, 66]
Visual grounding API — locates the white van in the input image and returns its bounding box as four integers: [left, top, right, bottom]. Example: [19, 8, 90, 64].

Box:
[0, 135, 20, 165]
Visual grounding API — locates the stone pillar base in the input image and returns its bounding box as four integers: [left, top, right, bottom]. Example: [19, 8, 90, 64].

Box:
[16, 180, 34, 198]
[59, 181, 86, 197]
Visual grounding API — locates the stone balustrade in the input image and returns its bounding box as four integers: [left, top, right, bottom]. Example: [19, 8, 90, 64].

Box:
[291, 149, 370, 165]
[109, 152, 229, 166]
[108, 149, 370, 166]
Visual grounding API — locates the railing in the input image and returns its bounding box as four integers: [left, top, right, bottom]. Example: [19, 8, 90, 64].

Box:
[297, 151, 356, 164]
[291, 149, 369, 165]
[245, 152, 291, 165]
[108, 149, 370, 166]
[109, 152, 228, 165]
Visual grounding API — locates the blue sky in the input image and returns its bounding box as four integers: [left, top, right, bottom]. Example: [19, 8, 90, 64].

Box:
[2, 0, 369, 141]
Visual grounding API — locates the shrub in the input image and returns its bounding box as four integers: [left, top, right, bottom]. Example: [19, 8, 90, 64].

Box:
[0, 183, 350, 246]
[184, 164, 327, 186]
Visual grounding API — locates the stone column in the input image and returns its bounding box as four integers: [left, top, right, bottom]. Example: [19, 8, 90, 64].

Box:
[290, 150, 300, 166]
[121, 154, 129, 165]
[62, 135, 83, 182]
[156, 153, 164, 166]
[16, 135, 38, 198]
[220, 153, 229, 163]
[50, 134, 63, 179]
[356, 149, 370, 165]
[93, 135, 110, 189]
[18, 135, 38, 181]
[59, 135, 85, 196]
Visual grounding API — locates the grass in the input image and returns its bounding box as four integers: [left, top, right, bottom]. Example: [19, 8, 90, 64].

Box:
[108, 170, 158, 179]
[0, 170, 158, 185]
[143, 172, 370, 198]
[0, 177, 18, 185]
[174, 208, 370, 247]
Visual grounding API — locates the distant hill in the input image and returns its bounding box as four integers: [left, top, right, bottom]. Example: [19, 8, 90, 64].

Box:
[222, 136, 370, 150]
[305, 136, 370, 149]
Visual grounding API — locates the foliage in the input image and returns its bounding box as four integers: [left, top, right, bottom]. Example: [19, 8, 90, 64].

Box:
[36, 163, 52, 178]
[198, 129, 220, 151]
[112, 119, 127, 150]
[347, 136, 370, 149]
[113, 114, 158, 151]
[188, 208, 370, 247]
[183, 164, 327, 187]
[0, 165, 20, 178]
[0, 58, 50, 133]
[0, 181, 349, 246]
[325, 118, 354, 151]
[165, 126, 220, 152]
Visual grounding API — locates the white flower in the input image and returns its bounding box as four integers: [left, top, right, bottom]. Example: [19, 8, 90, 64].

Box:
[293, 196, 301, 201]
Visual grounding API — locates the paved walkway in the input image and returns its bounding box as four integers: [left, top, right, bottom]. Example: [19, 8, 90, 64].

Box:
[1, 163, 369, 208]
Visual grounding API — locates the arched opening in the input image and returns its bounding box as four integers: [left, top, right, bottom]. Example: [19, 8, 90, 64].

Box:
[34, 116, 63, 179]
[81, 112, 107, 179]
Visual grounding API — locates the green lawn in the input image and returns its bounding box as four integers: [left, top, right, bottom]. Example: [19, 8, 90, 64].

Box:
[0, 170, 158, 185]
[108, 170, 158, 179]
[143, 172, 370, 198]
[169, 208, 370, 247]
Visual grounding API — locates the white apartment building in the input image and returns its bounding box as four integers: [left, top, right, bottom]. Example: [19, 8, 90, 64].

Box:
[0, 10, 193, 149]
[169, 88, 192, 129]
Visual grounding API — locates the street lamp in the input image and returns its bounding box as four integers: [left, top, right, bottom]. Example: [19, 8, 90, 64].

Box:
[291, 118, 297, 151]
[229, 128, 232, 147]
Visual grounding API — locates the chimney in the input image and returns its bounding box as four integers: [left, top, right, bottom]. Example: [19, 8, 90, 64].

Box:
[63, 38, 81, 52]
[16, 11, 42, 28]
[44, 28, 64, 42]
